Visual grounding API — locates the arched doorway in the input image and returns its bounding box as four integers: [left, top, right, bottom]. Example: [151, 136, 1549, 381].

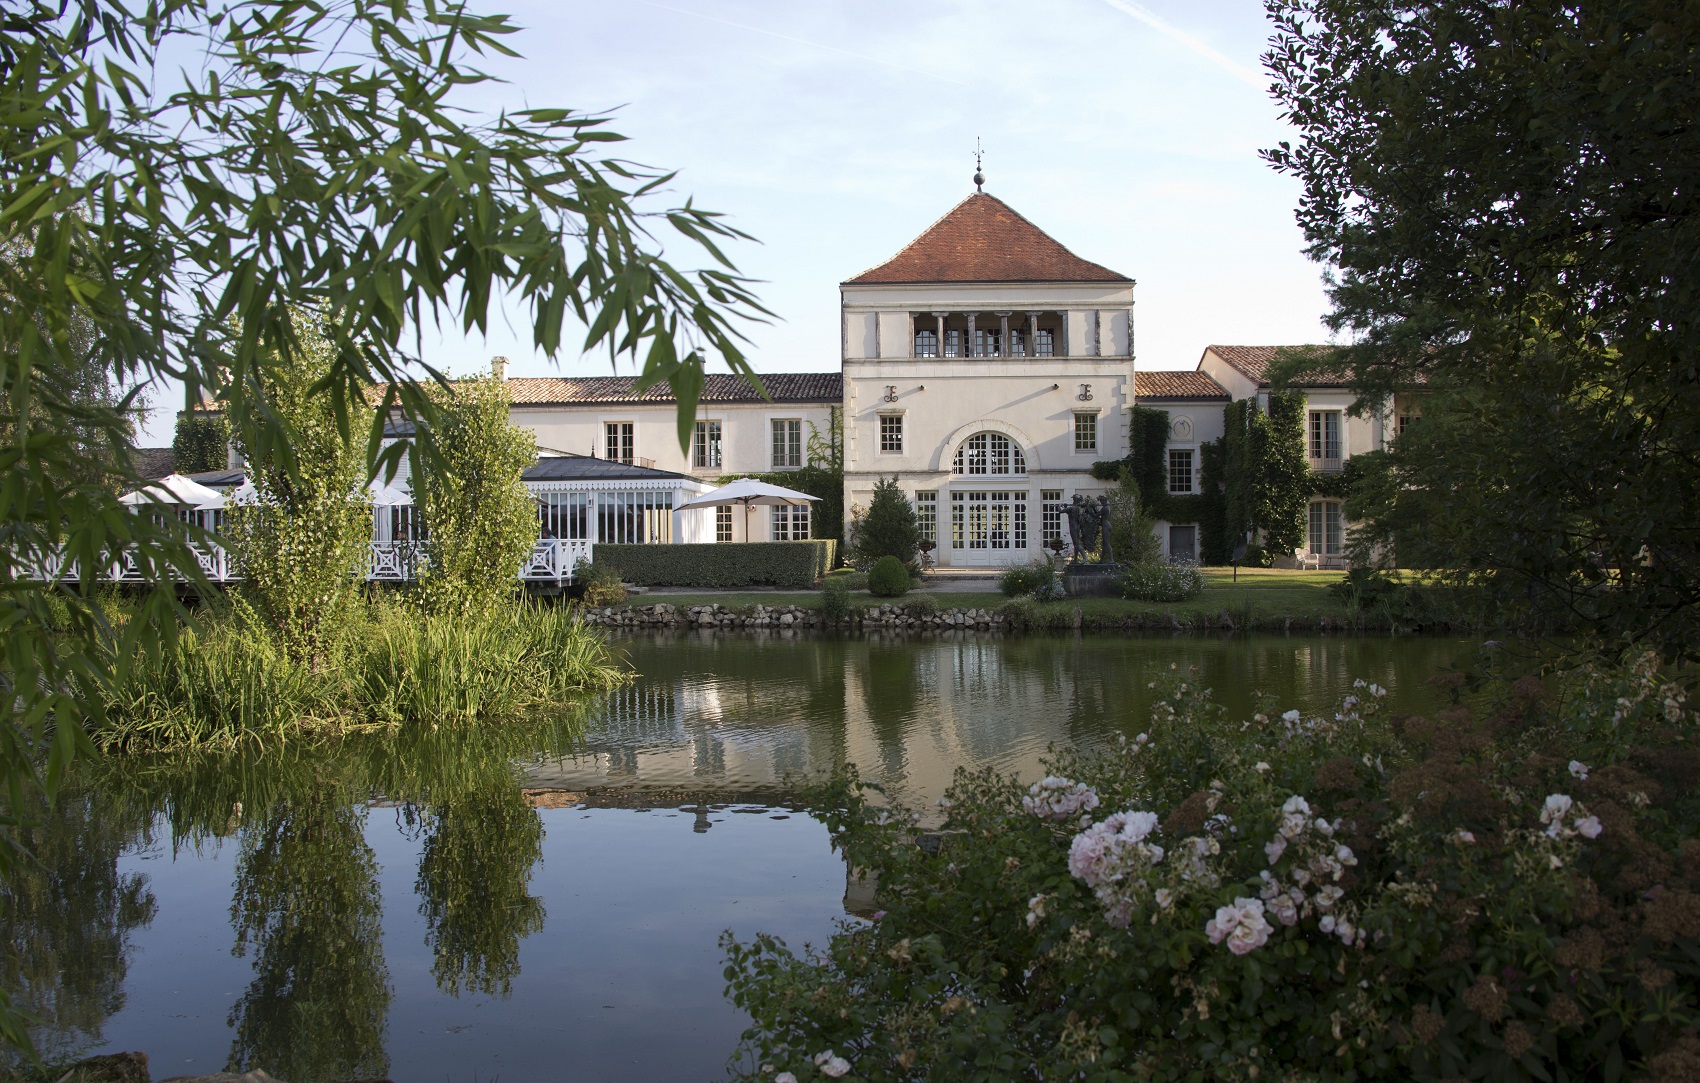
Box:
[948, 432, 1030, 567]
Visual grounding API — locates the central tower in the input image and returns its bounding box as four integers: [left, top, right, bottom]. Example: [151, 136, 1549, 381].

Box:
[839, 191, 1136, 567]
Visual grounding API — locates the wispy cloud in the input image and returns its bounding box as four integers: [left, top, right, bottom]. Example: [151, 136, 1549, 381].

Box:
[632, 0, 971, 88]
[1099, 0, 1266, 90]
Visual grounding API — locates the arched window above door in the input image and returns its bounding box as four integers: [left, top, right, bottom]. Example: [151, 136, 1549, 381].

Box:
[952, 431, 1027, 477]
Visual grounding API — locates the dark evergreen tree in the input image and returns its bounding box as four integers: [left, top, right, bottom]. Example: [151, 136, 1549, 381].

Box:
[850, 477, 919, 568]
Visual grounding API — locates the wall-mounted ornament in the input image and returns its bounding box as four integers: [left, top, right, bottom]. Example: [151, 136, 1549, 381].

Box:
[1077, 383, 1094, 402]
[1172, 417, 1193, 441]
[883, 385, 899, 403]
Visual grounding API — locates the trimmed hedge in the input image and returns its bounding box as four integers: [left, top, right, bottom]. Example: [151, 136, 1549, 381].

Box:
[592, 541, 836, 589]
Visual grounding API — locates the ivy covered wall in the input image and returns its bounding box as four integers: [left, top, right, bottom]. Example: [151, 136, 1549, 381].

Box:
[172, 411, 231, 473]
[1093, 394, 1314, 565]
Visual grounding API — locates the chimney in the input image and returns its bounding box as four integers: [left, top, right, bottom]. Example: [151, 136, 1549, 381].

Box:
[491, 355, 508, 380]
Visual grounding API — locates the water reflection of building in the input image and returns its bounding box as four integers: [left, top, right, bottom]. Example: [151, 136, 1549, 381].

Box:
[524, 635, 1084, 816]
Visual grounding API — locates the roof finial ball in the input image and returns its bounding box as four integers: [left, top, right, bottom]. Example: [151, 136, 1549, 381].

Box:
[973, 137, 985, 193]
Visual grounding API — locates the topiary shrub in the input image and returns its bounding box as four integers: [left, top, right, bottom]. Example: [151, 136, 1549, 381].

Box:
[1117, 560, 1205, 602]
[820, 578, 851, 622]
[867, 555, 910, 598]
[1240, 542, 1274, 568]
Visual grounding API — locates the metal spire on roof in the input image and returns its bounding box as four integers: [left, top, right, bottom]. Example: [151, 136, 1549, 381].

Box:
[973, 138, 985, 193]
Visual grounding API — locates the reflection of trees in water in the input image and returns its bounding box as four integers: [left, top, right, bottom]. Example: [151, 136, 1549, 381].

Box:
[0, 789, 155, 1066]
[226, 787, 391, 1082]
[862, 643, 921, 776]
[415, 787, 545, 998]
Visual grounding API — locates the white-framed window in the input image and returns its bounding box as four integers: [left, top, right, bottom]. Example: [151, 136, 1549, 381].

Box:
[1074, 412, 1098, 454]
[1309, 500, 1343, 556]
[535, 493, 585, 541]
[604, 421, 634, 464]
[596, 490, 674, 544]
[879, 413, 903, 454]
[916, 491, 937, 544]
[1308, 410, 1342, 466]
[1041, 489, 1064, 544]
[693, 420, 722, 469]
[772, 503, 810, 541]
[914, 329, 939, 357]
[952, 431, 1027, 477]
[1007, 330, 1025, 357]
[943, 329, 963, 358]
[771, 418, 802, 469]
[973, 329, 1000, 357]
[716, 505, 733, 542]
[1168, 449, 1195, 494]
[1034, 329, 1055, 357]
[1396, 412, 1418, 438]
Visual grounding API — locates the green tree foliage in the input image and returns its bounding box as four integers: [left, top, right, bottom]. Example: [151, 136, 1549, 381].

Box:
[171, 413, 230, 475]
[416, 373, 539, 617]
[1, 0, 760, 1047]
[849, 477, 919, 568]
[1265, 0, 1700, 657]
[228, 313, 372, 671]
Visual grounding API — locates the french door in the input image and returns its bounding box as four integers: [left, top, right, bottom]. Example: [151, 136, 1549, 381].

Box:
[950, 491, 1028, 566]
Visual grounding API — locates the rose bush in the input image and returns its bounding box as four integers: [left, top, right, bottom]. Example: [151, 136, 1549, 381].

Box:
[723, 650, 1700, 1082]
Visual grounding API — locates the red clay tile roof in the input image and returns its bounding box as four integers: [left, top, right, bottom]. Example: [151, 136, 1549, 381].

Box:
[133, 447, 177, 478]
[505, 372, 841, 406]
[845, 194, 1133, 285]
[1206, 345, 1350, 387]
[1134, 371, 1229, 401]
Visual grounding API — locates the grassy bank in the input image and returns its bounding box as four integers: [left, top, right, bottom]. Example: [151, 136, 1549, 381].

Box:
[96, 598, 627, 752]
[611, 569, 1383, 631]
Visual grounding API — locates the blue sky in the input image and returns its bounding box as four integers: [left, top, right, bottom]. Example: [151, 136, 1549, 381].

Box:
[139, 0, 1334, 445]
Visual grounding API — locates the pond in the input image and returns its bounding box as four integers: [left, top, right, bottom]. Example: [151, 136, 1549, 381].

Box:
[5, 631, 1482, 1082]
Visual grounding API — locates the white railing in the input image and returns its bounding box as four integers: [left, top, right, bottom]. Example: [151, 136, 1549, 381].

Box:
[111, 544, 238, 583]
[369, 541, 423, 581]
[520, 538, 592, 583]
[25, 538, 592, 586]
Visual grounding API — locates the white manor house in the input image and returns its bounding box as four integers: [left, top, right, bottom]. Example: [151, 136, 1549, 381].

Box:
[479, 188, 1399, 568]
[162, 185, 1407, 572]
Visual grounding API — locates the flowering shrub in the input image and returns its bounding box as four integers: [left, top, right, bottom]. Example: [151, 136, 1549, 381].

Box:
[1116, 560, 1205, 602]
[723, 651, 1700, 1082]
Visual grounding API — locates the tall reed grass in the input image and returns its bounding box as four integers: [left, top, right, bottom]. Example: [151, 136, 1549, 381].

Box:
[96, 599, 626, 752]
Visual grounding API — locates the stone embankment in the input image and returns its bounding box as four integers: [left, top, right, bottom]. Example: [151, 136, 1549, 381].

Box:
[579, 602, 1009, 631]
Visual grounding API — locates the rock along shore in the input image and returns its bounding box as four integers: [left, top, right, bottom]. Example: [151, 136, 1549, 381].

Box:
[579, 602, 1008, 632]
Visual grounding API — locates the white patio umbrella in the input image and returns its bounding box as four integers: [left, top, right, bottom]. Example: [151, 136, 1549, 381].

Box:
[118, 473, 227, 509]
[210, 477, 412, 508]
[675, 477, 819, 543]
[369, 480, 413, 506]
